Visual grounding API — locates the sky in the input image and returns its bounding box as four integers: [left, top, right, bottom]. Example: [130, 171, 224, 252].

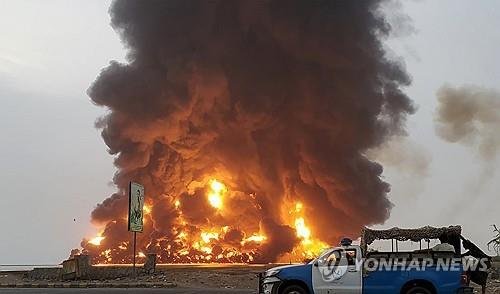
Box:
[0, 0, 498, 265]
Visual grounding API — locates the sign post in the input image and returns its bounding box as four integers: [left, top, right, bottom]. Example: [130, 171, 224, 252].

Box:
[128, 182, 145, 278]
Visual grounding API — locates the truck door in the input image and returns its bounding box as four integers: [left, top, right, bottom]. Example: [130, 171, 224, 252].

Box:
[312, 247, 362, 294]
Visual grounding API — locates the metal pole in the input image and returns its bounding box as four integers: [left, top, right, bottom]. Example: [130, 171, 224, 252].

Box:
[391, 239, 394, 252]
[133, 231, 137, 278]
[395, 240, 398, 252]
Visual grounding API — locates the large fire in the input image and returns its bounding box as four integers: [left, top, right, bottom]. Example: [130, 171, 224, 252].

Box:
[79, 1, 415, 265]
[82, 179, 327, 264]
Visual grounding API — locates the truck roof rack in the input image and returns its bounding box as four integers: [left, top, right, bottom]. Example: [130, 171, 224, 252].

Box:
[360, 225, 462, 253]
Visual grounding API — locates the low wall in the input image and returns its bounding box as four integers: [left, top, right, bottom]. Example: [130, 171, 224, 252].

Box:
[88, 266, 145, 280]
[25, 266, 150, 281]
[27, 254, 157, 281]
[25, 268, 62, 280]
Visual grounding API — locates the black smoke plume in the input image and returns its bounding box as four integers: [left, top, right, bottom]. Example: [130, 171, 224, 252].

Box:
[81, 0, 414, 263]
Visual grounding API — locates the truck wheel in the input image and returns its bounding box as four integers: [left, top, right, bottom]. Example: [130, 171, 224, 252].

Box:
[405, 286, 432, 294]
[281, 284, 307, 294]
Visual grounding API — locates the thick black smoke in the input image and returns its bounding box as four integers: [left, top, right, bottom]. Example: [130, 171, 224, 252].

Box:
[83, 0, 414, 263]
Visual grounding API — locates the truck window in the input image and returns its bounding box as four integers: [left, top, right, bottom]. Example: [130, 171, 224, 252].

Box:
[345, 249, 357, 266]
[318, 250, 342, 266]
[318, 249, 357, 267]
[326, 250, 341, 266]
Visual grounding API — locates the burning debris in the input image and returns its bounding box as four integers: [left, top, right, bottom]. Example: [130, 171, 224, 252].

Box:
[78, 0, 414, 264]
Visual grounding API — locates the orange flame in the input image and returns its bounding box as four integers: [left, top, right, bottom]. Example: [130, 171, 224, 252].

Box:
[84, 179, 328, 264]
[207, 179, 225, 209]
[88, 236, 105, 246]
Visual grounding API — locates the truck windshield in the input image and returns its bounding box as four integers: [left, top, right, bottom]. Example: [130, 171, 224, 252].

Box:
[309, 248, 334, 264]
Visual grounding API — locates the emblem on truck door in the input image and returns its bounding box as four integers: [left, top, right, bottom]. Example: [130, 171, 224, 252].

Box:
[317, 248, 350, 282]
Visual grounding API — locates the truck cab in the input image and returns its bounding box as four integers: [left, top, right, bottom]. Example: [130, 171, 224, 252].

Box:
[311, 243, 363, 294]
[259, 243, 364, 294]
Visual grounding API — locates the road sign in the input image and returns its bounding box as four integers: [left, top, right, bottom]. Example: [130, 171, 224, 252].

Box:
[128, 182, 145, 232]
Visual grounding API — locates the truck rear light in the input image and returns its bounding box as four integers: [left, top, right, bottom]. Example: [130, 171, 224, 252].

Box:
[460, 272, 470, 285]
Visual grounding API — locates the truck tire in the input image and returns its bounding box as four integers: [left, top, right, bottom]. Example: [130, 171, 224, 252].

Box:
[405, 286, 432, 294]
[281, 284, 307, 294]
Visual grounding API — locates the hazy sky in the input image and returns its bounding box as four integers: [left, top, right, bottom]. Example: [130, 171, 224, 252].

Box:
[0, 0, 498, 265]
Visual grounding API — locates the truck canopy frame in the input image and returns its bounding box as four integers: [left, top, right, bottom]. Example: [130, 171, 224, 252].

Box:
[360, 225, 462, 253]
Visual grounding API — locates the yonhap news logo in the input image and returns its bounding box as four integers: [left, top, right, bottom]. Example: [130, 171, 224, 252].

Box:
[317, 250, 489, 282]
[361, 256, 490, 272]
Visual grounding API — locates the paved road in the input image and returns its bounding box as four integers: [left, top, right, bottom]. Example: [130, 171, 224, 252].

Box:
[0, 288, 255, 294]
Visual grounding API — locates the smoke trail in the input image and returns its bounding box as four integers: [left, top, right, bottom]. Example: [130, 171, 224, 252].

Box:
[436, 85, 500, 160]
[82, 0, 414, 263]
[368, 137, 431, 177]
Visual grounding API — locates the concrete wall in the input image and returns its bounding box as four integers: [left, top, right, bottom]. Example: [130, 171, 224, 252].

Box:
[26, 266, 149, 281]
[27, 254, 156, 281]
[25, 268, 62, 280]
[87, 267, 145, 280]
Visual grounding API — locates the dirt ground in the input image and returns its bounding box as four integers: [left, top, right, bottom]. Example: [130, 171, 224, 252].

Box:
[0, 264, 274, 290]
[142, 264, 272, 289]
[472, 280, 500, 294]
[1, 264, 499, 293]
